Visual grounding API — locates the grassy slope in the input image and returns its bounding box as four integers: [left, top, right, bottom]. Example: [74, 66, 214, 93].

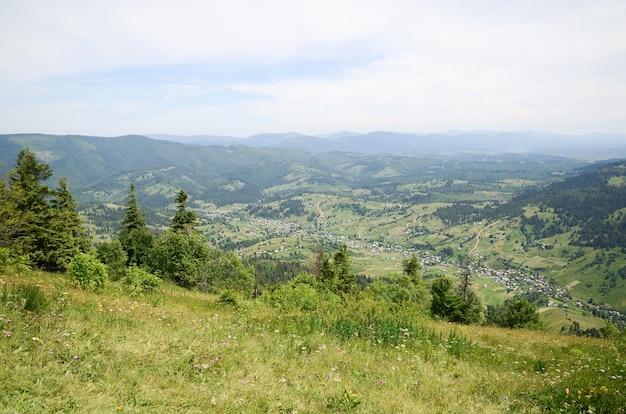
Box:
[2, 270, 625, 413]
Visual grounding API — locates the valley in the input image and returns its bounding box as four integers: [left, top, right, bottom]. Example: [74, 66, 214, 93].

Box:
[2, 133, 626, 331]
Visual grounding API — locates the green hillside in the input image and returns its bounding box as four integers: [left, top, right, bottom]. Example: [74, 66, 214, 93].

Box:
[1, 269, 624, 413]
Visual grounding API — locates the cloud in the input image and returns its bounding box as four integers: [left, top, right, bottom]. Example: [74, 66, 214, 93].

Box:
[0, 0, 625, 136]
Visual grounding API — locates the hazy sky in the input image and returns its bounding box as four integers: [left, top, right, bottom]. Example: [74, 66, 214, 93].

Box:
[1, 0, 625, 137]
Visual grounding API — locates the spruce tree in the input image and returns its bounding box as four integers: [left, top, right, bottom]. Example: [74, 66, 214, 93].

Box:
[170, 189, 199, 232]
[334, 244, 355, 294]
[40, 177, 88, 271]
[118, 184, 153, 266]
[2, 149, 87, 270]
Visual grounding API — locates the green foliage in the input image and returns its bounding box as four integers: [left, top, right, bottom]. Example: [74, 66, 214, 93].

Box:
[149, 230, 210, 288]
[263, 272, 340, 312]
[118, 184, 153, 266]
[66, 253, 108, 291]
[95, 240, 128, 281]
[123, 266, 161, 298]
[430, 277, 483, 324]
[486, 298, 542, 329]
[199, 250, 256, 298]
[0, 247, 9, 271]
[367, 273, 429, 309]
[170, 189, 199, 232]
[402, 254, 421, 280]
[1, 283, 48, 313]
[1, 149, 87, 272]
[324, 389, 361, 411]
[315, 245, 356, 294]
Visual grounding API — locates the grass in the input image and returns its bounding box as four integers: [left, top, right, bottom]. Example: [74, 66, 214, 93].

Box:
[1, 269, 625, 413]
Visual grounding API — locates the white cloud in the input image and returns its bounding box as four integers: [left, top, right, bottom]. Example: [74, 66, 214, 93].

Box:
[0, 0, 625, 135]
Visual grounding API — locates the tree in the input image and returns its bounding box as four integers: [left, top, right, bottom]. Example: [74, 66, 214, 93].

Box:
[2, 149, 87, 271]
[430, 276, 483, 324]
[486, 298, 541, 329]
[0, 179, 29, 250]
[334, 244, 355, 294]
[198, 250, 255, 298]
[314, 245, 356, 294]
[170, 189, 199, 232]
[95, 240, 128, 281]
[430, 277, 463, 322]
[149, 230, 210, 288]
[40, 177, 88, 271]
[118, 184, 153, 266]
[6, 149, 52, 263]
[402, 254, 421, 282]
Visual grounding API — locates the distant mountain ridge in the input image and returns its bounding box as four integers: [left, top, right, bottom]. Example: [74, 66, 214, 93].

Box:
[0, 133, 587, 208]
[146, 130, 626, 159]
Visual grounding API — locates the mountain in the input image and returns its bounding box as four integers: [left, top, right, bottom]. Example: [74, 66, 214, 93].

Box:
[143, 130, 626, 160]
[0, 133, 586, 208]
[146, 134, 243, 146]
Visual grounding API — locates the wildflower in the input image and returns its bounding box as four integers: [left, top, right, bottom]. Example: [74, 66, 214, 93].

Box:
[565, 388, 570, 395]
[2, 330, 10, 338]
[72, 355, 79, 360]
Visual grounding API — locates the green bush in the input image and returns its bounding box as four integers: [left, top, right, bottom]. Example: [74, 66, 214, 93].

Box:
[262, 272, 339, 312]
[67, 253, 108, 291]
[123, 266, 161, 298]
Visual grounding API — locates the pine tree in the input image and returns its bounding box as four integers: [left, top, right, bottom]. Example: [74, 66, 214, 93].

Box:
[170, 189, 199, 232]
[118, 184, 153, 266]
[334, 244, 355, 294]
[43, 177, 89, 271]
[2, 149, 87, 271]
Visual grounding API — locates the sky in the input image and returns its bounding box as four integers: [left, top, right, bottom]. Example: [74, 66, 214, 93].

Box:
[1, 0, 625, 138]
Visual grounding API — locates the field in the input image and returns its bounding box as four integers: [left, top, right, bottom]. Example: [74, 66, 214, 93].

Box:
[2, 269, 625, 413]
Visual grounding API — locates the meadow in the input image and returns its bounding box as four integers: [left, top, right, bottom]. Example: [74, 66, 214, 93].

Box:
[2, 268, 625, 413]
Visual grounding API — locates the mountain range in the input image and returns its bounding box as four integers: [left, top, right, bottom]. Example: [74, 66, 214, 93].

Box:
[146, 130, 626, 160]
[0, 132, 589, 207]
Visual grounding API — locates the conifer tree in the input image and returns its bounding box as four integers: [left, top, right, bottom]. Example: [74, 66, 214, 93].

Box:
[41, 177, 88, 271]
[334, 244, 355, 294]
[118, 184, 153, 266]
[2, 149, 87, 270]
[170, 189, 199, 232]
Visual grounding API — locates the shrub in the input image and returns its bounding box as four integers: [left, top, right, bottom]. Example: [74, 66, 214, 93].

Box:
[67, 253, 108, 291]
[123, 266, 161, 298]
[485, 298, 542, 329]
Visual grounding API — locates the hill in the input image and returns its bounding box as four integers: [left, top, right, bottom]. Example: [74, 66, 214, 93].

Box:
[2, 133, 626, 324]
[1, 269, 624, 413]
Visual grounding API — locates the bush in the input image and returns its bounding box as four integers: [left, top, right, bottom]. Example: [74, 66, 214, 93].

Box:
[485, 298, 542, 329]
[123, 266, 161, 298]
[67, 253, 108, 291]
